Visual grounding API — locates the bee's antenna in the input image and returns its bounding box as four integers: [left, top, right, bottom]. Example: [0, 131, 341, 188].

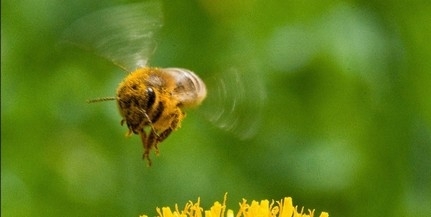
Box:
[87, 97, 117, 103]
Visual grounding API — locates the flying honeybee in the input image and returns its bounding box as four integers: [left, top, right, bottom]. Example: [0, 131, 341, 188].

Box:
[116, 67, 206, 165]
[62, 0, 264, 165]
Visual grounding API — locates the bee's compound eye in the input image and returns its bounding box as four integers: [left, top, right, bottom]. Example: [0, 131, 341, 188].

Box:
[146, 87, 156, 109]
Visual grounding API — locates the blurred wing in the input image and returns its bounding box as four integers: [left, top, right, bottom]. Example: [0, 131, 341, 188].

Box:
[200, 67, 266, 140]
[61, 1, 163, 71]
[161, 68, 207, 108]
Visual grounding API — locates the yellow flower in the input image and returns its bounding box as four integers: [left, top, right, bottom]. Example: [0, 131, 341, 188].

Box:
[140, 194, 328, 217]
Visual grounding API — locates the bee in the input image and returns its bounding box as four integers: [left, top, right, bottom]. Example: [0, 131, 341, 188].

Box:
[61, 1, 264, 165]
[115, 67, 206, 165]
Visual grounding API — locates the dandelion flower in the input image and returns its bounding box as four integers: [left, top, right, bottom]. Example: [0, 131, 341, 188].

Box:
[140, 194, 328, 217]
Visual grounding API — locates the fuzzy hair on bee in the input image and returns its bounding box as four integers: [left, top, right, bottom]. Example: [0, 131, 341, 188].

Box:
[116, 67, 206, 165]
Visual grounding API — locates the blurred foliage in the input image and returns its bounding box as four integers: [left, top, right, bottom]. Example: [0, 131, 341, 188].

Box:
[2, 0, 431, 217]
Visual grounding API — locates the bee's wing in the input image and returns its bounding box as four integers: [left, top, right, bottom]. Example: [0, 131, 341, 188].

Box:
[161, 68, 207, 108]
[200, 66, 266, 140]
[61, 1, 163, 71]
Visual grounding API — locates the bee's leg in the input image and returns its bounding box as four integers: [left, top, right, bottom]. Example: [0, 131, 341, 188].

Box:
[121, 119, 134, 137]
[139, 130, 152, 166]
[143, 129, 164, 166]
[158, 128, 173, 142]
[152, 117, 179, 151]
[141, 108, 160, 137]
[146, 130, 159, 156]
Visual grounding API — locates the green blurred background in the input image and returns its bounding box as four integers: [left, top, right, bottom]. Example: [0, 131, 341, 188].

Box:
[2, 0, 431, 217]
